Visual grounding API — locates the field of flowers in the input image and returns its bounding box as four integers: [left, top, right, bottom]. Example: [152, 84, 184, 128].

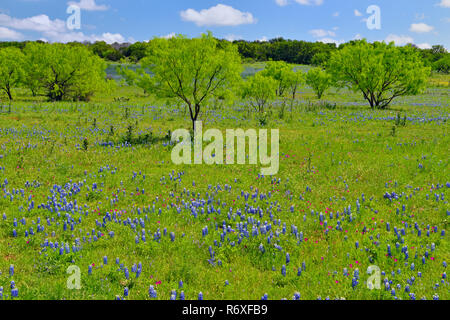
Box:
[0, 83, 448, 300]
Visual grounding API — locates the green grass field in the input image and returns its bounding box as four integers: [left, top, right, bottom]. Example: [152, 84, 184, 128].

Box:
[0, 68, 448, 300]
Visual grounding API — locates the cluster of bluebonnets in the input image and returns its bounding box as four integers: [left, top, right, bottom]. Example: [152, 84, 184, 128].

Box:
[0, 161, 448, 300]
[0, 97, 448, 300]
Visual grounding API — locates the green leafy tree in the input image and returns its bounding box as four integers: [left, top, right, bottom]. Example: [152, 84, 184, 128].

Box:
[241, 72, 277, 113]
[285, 68, 305, 100]
[261, 60, 291, 96]
[0, 47, 25, 101]
[285, 68, 305, 111]
[306, 67, 331, 99]
[24, 42, 107, 101]
[23, 43, 44, 97]
[90, 41, 123, 61]
[433, 55, 450, 74]
[120, 32, 242, 131]
[327, 40, 430, 109]
[121, 42, 149, 63]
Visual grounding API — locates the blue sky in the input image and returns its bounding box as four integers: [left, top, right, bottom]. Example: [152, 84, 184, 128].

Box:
[0, 0, 449, 49]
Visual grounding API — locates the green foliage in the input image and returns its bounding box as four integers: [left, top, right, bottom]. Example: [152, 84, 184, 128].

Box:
[89, 41, 124, 62]
[0, 47, 25, 101]
[120, 42, 149, 63]
[233, 38, 337, 65]
[261, 60, 291, 96]
[23, 42, 108, 101]
[327, 40, 430, 109]
[306, 67, 331, 100]
[285, 68, 305, 100]
[433, 55, 450, 74]
[120, 32, 242, 130]
[241, 72, 277, 113]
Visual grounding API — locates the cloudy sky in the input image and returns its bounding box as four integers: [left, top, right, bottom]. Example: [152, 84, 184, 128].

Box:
[0, 0, 449, 49]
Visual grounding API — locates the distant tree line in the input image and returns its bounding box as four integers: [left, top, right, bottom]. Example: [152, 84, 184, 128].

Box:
[0, 38, 448, 73]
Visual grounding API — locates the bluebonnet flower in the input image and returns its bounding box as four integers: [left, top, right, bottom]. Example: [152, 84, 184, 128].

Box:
[351, 277, 358, 288]
[261, 293, 268, 300]
[124, 267, 129, 280]
[103, 256, 108, 265]
[225, 280, 229, 286]
[286, 253, 290, 264]
[9, 265, 14, 277]
[148, 285, 157, 298]
[88, 265, 92, 275]
[124, 287, 129, 297]
[179, 280, 183, 288]
[11, 288, 18, 298]
[170, 232, 175, 242]
[198, 292, 203, 300]
[179, 291, 185, 300]
[281, 265, 286, 277]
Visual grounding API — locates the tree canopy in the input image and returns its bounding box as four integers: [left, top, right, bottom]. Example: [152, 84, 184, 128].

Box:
[120, 32, 242, 131]
[24, 42, 108, 101]
[306, 67, 331, 100]
[327, 40, 430, 109]
[0, 47, 25, 101]
[241, 72, 277, 113]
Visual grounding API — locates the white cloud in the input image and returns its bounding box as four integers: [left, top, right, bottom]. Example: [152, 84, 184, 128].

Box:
[161, 32, 176, 39]
[0, 26, 23, 40]
[180, 4, 256, 27]
[354, 9, 363, 17]
[437, 0, 450, 8]
[258, 36, 268, 42]
[385, 34, 414, 46]
[332, 12, 340, 17]
[224, 34, 242, 41]
[309, 29, 335, 38]
[0, 12, 127, 44]
[295, 0, 323, 5]
[44, 30, 125, 43]
[417, 43, 432, 49]
[353, 33, 362, 40]
[67, 0, 108, 11]
[317, 38, 341, 45]
[275, 0, 288, 6]
[409, 23, 434, 33]
[0, 13, 66, 33]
